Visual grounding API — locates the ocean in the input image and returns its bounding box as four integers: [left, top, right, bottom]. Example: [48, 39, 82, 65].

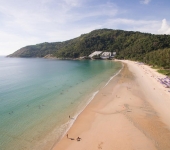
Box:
[0, 57, 122, 150]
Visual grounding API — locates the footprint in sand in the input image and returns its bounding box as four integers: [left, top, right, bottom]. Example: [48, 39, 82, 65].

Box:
[98, 142, 103, 149]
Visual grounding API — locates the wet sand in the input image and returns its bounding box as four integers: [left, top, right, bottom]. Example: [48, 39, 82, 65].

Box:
[53, 60, 170, 150]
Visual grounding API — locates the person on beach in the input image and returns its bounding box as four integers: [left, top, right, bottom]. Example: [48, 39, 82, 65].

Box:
[67, 134, 68, 138]
[77, 137, 81, 141]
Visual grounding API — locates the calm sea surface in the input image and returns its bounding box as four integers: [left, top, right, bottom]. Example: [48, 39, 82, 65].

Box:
[0, 57, 122, 150]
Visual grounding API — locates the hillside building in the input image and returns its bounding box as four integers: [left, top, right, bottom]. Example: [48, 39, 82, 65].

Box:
[89, 51, 103, 58]
[89, 51, 116, 59]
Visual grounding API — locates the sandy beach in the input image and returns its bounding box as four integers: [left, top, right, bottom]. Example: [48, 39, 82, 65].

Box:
[53, 60, 170, 150]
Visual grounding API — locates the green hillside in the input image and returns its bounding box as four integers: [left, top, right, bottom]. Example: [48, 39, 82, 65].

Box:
[8, 29, 170, 69]
[7, 40, 75, 58]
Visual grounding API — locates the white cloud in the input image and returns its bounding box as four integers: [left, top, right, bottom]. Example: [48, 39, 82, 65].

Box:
[104, 18, 160, 33]
[0, 0, 117, 31]
[140, 0, 151, 5]
[0, 0, 168, 55]
[65, 2, 118, 23]
[158, 19, 170, 34]
[64, 0, 81, 7]
[0, 30, 40, 55]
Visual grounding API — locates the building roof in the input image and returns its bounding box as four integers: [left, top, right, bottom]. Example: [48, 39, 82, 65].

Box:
[89, 51, 103, 57]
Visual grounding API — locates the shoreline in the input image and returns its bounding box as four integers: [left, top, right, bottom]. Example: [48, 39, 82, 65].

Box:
[49, 61, 123, 149]
[53, 60, 170, 150]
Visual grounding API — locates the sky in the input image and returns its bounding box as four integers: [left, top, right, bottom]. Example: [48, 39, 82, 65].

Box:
[0, 0, 170, 55]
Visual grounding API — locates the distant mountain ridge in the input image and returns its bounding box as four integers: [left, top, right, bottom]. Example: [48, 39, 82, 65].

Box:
[8, 29, 170, 69]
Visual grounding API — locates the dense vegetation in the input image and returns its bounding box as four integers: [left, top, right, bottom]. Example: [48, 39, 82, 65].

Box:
[8, 29, 170, 69]
[145, 48, 170, 69]
[7, 41, 72, 57]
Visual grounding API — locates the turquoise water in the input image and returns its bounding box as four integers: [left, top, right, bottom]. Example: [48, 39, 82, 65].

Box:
[0, 57, 121, 150]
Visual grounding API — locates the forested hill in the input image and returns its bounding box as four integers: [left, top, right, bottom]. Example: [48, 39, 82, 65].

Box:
[8, 29, 170, 69]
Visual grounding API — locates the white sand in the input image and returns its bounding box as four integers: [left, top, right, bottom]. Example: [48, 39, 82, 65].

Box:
[53, 60, 170, 150]
[123, 60, 170, 127]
